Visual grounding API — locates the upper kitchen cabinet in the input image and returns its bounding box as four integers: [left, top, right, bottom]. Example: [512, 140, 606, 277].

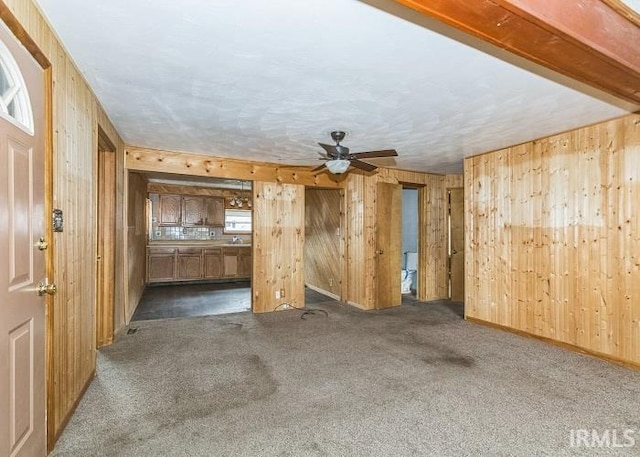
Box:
[205, 197, 224, 227]
[158, 194, 182, 226]
[182, 196, 205, 226]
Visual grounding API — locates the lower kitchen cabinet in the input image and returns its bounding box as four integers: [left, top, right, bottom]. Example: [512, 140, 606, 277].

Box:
[147, 248, 177, 282]
[203, 248, 223, 279]
[147, 245, 251, 283]
[238, 250, 252, 277]
[177, 248, 203, 279]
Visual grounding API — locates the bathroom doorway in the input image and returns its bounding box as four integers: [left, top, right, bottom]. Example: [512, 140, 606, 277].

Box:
[401, 187, 419, 296]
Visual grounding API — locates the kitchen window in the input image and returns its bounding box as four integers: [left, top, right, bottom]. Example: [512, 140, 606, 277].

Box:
[224, 209, 252, 233]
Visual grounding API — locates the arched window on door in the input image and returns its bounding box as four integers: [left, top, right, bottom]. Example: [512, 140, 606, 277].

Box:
[0, 39, 34, 135]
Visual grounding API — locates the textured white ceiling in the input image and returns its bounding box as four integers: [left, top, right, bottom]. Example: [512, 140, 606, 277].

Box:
[35, 0, 634, 174]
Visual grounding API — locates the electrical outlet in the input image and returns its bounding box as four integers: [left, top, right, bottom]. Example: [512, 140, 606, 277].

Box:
[280, 288, 285, 298]
[282, 304, 290, 310]
[275, 290, 281, 299]
[329, 278, 333, 286]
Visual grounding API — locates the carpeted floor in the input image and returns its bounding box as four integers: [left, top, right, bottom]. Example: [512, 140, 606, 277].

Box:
[51, 300, 640, 456]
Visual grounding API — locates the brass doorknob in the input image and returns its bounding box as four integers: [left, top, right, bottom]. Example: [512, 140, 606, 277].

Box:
[37, 280, 57, 296]
[37, 237, 48, 251]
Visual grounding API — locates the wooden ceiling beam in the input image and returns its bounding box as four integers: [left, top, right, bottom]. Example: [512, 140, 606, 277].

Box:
[125, 146, 345, 188]
[394, 0, 640, 105]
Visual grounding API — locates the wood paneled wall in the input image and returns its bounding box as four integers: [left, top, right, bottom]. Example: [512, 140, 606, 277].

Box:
[3, 0, 125, 446]
[465, 114, 640, 366]
[253, 182, 305, 313]
[126, 172, 147, 322]
[304, 189, 342, 298]
[341, 169, 462, 309]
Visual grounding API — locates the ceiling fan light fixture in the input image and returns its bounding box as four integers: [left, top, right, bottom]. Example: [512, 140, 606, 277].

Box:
[326, 159, 350, 174]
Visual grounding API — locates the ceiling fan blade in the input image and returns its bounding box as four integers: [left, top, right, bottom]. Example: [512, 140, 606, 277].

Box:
[312, 163, 327, 172]
[349, 159, 377, 172]
[318, 143, 339, 157]
[350, 149, 398, 159]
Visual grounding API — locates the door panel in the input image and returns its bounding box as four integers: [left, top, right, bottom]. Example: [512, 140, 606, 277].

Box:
[0, 19, 46, 457]
[375, 182, 402, 309]
[450, 188, 465, 301]
[8, 138, 34, 290]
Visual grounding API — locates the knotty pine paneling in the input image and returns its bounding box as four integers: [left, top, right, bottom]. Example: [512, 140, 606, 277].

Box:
[377, 169, 458, 302]
[253, 182, 305, 313]
[465, 113, 640, 366]
[304, 189, 342, 298]
[127, 172, 147, 321]
[3, 0, 125, 447]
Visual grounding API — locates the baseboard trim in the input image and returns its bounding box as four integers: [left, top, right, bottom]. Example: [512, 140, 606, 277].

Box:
[465, 316, 640, 371]
[305, 284, 340, 301]
[51, 369, 96, 449]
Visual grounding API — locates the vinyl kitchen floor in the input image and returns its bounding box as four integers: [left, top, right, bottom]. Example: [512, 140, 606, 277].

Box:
[132, 282, 339, 321]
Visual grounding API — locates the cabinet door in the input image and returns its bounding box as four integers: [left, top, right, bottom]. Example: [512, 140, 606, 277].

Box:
[237, 250, 252, 277]
[182, 196, 205, 226]
[148, 255, 176, 282]
[203, 249, 223, 278]
[159, 194, 182, 226]
[223, 248, 239, 277]
[177, 248, 203, 279]
[205, 197, 225, 227]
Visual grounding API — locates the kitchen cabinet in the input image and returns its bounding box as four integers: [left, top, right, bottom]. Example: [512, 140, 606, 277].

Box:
[177, 248, 203, 279]
[205, 197, 224, 227]
[147, 247, 177, 282]
[146, 245, 251, 283]
[182, 196, 205, 226]
[158, 194, 182, 226]
[203, 248, 223, 279]
[223, 248, 239, 277]
[238, 249, 252, 277]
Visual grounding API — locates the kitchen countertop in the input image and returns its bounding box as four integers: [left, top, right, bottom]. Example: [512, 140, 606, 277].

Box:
[148, 240, 251, 248]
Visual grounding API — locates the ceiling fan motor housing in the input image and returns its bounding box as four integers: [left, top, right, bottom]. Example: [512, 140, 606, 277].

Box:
[330, 131, 346, 144]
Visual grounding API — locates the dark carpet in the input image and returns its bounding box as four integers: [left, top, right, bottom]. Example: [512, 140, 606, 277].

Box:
[51, 299, 640, 456]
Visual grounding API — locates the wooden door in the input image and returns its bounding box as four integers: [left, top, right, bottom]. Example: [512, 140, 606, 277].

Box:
[182, 196, 204, 226]
[159, 194, 181, 226]
[449, 188, 465, 301]
[0, 20, 47, 457]
[375, 182, 402, 309]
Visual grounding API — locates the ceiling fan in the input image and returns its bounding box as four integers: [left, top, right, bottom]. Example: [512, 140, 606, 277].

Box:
[312, 131, 398, 175]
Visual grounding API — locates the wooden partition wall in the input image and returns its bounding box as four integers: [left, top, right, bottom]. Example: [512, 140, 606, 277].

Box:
[465, 114, 640, 367]
[253, 182, 305, 313]
[126, 172, 148, 322]
[3, 0, 125, 447]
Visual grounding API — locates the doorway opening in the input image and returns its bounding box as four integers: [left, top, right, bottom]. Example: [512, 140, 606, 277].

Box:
[401, 187, 419, 297]
[303, 188, 343, 302]
[127, 172, 254, 322]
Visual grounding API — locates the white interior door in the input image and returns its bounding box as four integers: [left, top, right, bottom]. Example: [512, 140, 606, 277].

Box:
[0, 19, 46, 457]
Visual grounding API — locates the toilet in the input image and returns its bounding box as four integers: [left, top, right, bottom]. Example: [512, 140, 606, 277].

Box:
[401, 251, 418, 294]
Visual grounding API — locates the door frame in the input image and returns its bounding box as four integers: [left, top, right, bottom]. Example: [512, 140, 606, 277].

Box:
[96, 128, 117, 347]
[0, 4, 55, 452]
